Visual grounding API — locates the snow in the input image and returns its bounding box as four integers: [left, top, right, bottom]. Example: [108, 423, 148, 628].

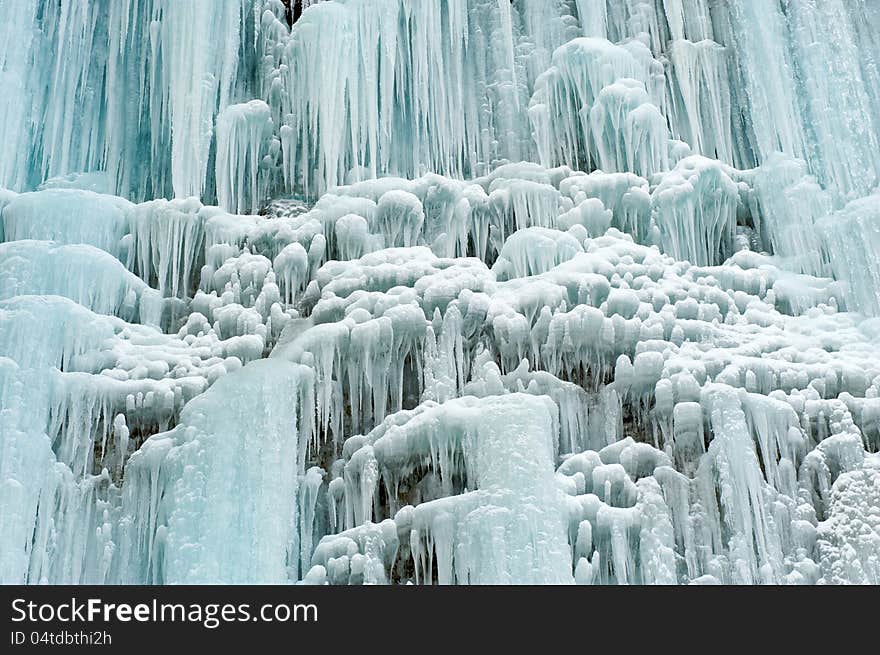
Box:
[1, 0, 880, 586]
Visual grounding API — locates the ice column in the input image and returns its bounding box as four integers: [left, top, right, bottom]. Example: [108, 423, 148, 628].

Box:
[215, 100, 275, 215]
[119, 359, 315, 584]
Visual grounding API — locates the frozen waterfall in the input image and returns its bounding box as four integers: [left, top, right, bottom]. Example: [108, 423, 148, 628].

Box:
[1, 0, 879, 586]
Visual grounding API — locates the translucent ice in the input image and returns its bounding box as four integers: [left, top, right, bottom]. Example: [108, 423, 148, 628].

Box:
[2, 0, 880, 586]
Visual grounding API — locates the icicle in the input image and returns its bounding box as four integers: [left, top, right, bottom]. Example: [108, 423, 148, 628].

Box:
[651, 155, 738, 266]
[215, 100, 274, 214]
[817, 195, 880, 316]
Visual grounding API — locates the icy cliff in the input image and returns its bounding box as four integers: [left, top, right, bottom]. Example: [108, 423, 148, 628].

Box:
[1, 0, 879, 585]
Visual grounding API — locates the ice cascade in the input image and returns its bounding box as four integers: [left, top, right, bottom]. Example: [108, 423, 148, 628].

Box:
[1, 0, 880, 586]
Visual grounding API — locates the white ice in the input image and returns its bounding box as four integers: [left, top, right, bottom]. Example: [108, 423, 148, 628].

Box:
[1, 0, 880, 586]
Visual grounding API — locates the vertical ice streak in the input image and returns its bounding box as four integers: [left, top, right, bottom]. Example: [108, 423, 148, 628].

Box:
[119, 360, 314, 584]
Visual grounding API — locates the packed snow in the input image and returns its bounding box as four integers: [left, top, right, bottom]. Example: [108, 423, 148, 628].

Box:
[1, 0, 879, 585]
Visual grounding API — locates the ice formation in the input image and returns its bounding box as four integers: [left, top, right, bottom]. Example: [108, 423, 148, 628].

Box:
[1, 0, 880, 585]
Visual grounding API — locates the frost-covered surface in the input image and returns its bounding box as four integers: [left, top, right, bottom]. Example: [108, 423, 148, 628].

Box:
[1, 0, 880, 585]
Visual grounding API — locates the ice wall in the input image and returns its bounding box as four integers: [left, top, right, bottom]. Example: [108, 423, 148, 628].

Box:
[0, 0, 256, 201]
[1, 0, 880, 585]
[4, 0, 879, 205]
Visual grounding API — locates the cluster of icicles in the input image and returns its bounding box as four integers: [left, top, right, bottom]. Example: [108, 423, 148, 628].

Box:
[1, 0, 879, 585]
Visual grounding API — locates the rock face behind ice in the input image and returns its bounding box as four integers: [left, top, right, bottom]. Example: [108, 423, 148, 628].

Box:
[1, 0, 880, 585]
